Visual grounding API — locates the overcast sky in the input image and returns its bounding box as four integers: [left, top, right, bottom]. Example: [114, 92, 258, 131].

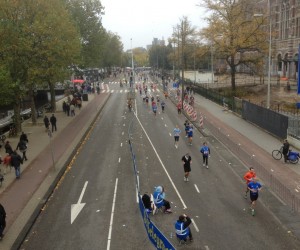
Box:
[100, 0, 207, 51]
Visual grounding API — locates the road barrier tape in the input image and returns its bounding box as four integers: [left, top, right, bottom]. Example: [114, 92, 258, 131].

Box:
[199, 115, 204, 128]
[190, 111, 197, 121]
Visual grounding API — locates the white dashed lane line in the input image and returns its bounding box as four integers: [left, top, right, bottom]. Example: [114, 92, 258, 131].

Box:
[194, 184, 200, 193]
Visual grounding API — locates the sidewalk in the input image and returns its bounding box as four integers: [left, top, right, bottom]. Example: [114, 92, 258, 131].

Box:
[0, 91, 110, 249]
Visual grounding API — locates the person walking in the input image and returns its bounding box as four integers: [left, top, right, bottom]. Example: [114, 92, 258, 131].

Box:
[173, 125, 181, 148]
[43, 115, 50, 132]
[50, 114, 57, 132]
[248, 178, 262, 216]
[175, 214, 193, 242]
[0, 203, 6, 240]
[243, 167, 256, 199]
[4, 141, 13, 155]
[11, 150, 23, 179]
[70, 103, 75, 116]
[282, 139, 290, 163]
[200, 142, 210, 169]
[182, 153, 192, 182]
[2, 154, 11, 174]
[16, 139, 28, 161]
[19, 132, 28, 144]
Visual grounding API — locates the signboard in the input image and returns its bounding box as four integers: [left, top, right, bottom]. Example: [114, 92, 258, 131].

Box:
[138, 195, 175, 250]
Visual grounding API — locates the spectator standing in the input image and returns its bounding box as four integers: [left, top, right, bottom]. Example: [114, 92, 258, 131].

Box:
[43, 115, 50, 132]
[200, 142, 210, 169]
[0, 203, 6, 240]
[50, 114, 57, 132]
[4, 141, 13, 155]
[70, 104, 75, 116]
[62, 101, 67, 114]
[66, 102, 70, 116]
[11, 150, 23, 179]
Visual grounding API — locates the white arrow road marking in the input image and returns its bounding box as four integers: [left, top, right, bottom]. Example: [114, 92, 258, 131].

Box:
[71, 181, 88, 224]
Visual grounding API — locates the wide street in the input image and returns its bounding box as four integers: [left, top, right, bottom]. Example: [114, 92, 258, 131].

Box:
[20, 75, 300, 250]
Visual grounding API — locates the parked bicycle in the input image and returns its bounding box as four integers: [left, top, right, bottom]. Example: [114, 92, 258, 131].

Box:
[9, 124, 17, 137]
[272, 146, 300, 164]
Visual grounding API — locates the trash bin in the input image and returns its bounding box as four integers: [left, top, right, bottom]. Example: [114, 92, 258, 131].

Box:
[82, 93, 88, 101]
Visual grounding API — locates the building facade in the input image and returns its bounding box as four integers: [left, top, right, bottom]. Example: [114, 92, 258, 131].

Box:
[271, 0, 300, 80]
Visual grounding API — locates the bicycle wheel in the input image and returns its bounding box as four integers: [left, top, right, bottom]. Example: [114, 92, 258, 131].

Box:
[272, 150, 282, 160]
[289, 157, 299, 164]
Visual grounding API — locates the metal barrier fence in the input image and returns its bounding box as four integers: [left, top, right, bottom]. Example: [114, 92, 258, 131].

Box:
[204, 117, 300, 213]
[166, 86, 300, 213]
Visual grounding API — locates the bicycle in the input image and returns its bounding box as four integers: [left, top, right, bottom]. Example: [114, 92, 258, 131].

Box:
[272, 147, 300, 164]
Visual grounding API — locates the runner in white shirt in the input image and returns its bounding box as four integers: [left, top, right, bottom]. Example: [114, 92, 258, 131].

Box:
[173, 125, 181, 148]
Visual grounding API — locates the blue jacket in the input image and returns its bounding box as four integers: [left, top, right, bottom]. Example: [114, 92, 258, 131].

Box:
[153, 186, 165, 207]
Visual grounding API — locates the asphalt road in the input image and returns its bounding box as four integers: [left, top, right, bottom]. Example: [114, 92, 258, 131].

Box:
[20, 76, 300, 250]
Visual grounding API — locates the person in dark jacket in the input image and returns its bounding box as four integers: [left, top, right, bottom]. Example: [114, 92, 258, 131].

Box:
[50, 114, 57, 132]
[0, 203, 6, 240]
[282, 139, 290, 163]
[175, 214, 193, 242]
[16, 139, 28, 161]
[11, 151, 23, 179]
[19, 132, 28, 143]
[4, 141, 13, 155]
[43, 115, 50, 132]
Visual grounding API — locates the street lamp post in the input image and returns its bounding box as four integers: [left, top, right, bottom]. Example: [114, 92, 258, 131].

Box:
[211, 42, 214, 85]
[254, 0, 272, 108]
[266, 0, 271, 109]
[131, 38, 134, 87]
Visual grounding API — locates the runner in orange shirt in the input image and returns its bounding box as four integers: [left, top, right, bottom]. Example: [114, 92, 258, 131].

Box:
[243, 167, 256, 199]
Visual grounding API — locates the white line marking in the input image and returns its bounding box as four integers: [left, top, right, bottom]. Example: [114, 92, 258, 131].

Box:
[135, 99, 138, 116]
[122, 132, 124, 135]
[169, 133, 172, 137]
[118, 157, 121, 163]
[191, 218, 199, 232]
[295, 189, 299, 193]
[107, 178, 118, 250]
[134, 113, 187, 209]
[194, 184, 200, 193]
[120, 143, 123, 147]
[111, 90, 114, 93]
[204, 246, 210, 250]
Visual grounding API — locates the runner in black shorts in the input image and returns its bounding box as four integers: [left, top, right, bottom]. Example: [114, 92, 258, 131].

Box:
[181, 153, 192, 182]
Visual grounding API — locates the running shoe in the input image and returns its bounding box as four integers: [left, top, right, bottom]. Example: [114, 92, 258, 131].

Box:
[184, 177, 187, 182]
[203, 163, 205, 167]
[186, 178, 189, 182]
[206, 165, 209, 169]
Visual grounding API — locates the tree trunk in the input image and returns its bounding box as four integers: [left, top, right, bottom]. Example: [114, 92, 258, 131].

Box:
[230, 55, 236, 92]
[13, 98, 22, 135]
[29, 86, 37, 125]
[49, 81, 56, 112]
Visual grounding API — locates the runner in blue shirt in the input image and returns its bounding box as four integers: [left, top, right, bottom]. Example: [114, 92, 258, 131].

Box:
[173, 125, 181, 148]
[187, 125, 193, 146]
[200, 141, 210, 169]
[248, 178, 262, 216]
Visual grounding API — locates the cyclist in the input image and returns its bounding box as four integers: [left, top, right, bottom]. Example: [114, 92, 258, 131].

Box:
[282, 139, 290, 163]
[243, 167, 256, 199]
[248, 178, 262, 216]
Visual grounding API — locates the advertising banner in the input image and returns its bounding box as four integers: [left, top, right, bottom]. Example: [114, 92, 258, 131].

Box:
[138, 195, 175, 250]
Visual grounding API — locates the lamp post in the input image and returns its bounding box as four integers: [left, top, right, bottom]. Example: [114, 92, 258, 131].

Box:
[211, 42, 214, 85]
[266, 0, 271, 109]
[254, 0, 271, 108]
[131, 38, 134, 87]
